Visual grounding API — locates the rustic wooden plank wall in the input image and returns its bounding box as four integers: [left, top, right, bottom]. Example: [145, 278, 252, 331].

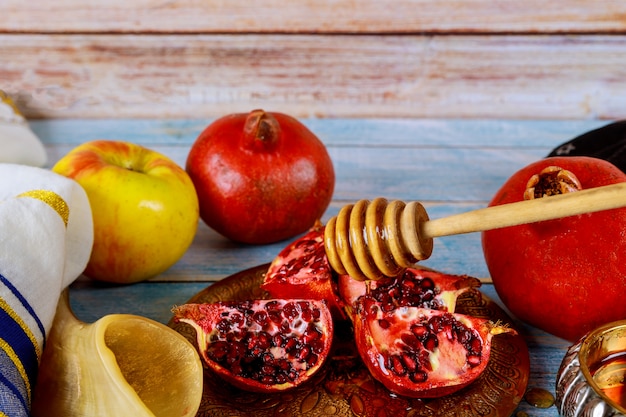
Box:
[2, 1, 626, 119]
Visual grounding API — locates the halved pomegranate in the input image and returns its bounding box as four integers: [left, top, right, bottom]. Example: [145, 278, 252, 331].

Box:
[339, 268, 481, 317]
[262, 223, 346, 320]
[354, 301, 515, 398]
[173, 299, 333, 393]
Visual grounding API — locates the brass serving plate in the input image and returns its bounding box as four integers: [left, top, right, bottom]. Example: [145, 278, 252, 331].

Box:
[169, 264, 530, 417]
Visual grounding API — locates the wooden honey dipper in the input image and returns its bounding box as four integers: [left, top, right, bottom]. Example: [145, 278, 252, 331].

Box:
[324, 182, 626, 281]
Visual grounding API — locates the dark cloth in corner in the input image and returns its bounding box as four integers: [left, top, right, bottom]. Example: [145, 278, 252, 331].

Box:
[547, 121, 626, 172]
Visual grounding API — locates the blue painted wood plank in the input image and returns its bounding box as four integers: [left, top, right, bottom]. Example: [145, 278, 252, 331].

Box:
[31, 118, 607, 148]
[330, 146, 547, 201]
[69, 280, 209, 324]
[38, 119, 608, 209]
[41, 143, 553, 204]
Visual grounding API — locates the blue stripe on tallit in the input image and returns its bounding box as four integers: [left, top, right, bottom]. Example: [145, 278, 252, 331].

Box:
[0, 308, 37, 393]
[0, 349, 29, 417]
[0, 274, 45, 344]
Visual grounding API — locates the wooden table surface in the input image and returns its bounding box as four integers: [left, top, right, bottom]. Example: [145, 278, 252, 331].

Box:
[35, 117, 608, 417]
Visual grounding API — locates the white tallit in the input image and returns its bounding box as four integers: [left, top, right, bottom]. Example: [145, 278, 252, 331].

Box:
[0, 163, 93, 416]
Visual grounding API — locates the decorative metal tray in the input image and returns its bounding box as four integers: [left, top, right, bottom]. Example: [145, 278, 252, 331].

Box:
[169, 264, 530, 417]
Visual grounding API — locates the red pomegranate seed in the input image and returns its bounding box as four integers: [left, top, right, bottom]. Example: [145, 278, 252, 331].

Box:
[411, 323, 427, 338]
[401, 333, 420, 349]
[467, 354, 481, 366]
[378, 319, 391, 329]
[390, 355, 407, 376]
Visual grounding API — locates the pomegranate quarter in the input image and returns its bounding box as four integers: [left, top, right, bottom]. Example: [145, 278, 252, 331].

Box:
[338, 268, 481, 317]
[173, 299, 333, 393]
[262, 223, 346, 320]
[341, 267, 515, 398]
[354, 304, 515, 398]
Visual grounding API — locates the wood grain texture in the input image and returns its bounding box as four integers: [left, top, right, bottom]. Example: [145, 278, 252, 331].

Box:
[4, 34, 626, 119]
[31, 118, 606, 148]
[2, 0, 626, 34]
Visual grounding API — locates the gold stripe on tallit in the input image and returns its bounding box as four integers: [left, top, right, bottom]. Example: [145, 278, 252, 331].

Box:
[17, 190, 69, 227]
[0, 90, 23, 118]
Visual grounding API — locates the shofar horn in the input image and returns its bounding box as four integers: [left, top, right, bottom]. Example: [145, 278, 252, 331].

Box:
[32, 290, 203, 417]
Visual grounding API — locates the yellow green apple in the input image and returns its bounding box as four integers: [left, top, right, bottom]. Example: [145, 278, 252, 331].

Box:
[53, 140, 199, 284]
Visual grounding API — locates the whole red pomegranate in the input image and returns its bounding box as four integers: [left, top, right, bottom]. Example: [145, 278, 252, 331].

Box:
[482, 156, 626, 342]
[186, 110, 335, 244]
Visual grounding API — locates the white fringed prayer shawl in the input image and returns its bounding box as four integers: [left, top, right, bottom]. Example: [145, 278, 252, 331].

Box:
[0, 164, 93, 416]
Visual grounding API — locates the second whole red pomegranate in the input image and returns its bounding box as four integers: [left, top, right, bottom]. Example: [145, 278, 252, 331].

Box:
[186, 110, 335, 244]
[482, 156, 626, 342]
